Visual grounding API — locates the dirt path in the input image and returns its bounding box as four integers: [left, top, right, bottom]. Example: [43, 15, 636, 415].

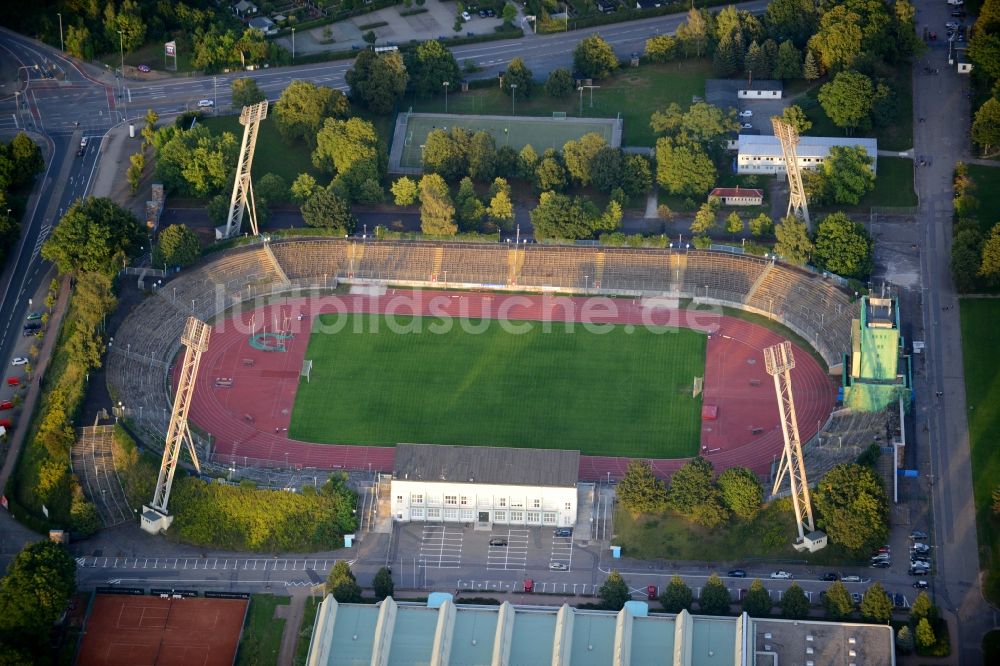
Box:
[276, 589, 309, 666]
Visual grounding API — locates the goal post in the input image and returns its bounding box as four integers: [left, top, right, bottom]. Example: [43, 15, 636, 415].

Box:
[693, 376, 704, 398]
[301, 359, 313, 383]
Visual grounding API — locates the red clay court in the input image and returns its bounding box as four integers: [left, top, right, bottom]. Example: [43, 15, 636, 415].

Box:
[184, 291, 836, 480]
[76, 594, 248, 666]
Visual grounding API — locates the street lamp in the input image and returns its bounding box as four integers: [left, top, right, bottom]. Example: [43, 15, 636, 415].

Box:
[443, 81, 449, 113]
[117, 30, 128, 123]
[213, 76, 218, 112]
[510, 84, 517, 115]
[577, 86, 584, 117]
[291, 28, 296, 61]
[57, 12, 64, 52]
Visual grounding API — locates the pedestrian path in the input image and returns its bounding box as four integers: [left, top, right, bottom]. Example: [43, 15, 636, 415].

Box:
[75, 555, 339, 572]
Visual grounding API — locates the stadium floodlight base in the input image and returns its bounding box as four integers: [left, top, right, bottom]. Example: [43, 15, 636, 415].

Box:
[793, 530, 828, 553]
[139, 505, 174, 534]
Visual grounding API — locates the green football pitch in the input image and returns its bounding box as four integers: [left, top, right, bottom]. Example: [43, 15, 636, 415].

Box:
[289, 314, 705, 458]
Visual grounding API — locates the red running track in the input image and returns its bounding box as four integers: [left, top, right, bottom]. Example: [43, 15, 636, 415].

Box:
[182, 291, 836, 480]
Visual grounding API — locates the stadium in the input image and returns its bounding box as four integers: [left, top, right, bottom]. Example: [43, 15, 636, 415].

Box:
[108, 239, 860, 485]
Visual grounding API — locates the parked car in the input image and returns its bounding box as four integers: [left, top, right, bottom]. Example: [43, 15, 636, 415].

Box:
[842, 575, 862, 583]
[549, 562, 569, 571]
[911, 543, 931, 554]
[851, 592, 862, 605]
[137, 64, 151, 73]
[820, 572, 838, 581]
[894, 593, 906, 608]
[461, 10, 472, 21]
[0, 419, 11, 429]
[871, 560, 891, 568]
[0, 401, 12, 411]
[553, 528, 572, 537]
[946, 21, 960, 29]
[739, 110, 753, 118]
[741, 122, 753, 129]
[727, 569, 747, 578]
[951, 10, 966, 17]
[910, 530, 929, 540]
[197, 99, 214, 108]
[25, 312, 42, 321]
[770, 571, 792, 579]
[489, 538, 507, 547]
[913, 580, 929, 589]
[909, 567, 929, 576]
[10, 358, 28, 366]
[876, 545, 891, 554]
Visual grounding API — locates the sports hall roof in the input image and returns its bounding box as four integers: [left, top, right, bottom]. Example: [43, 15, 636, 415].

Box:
[393, 443, 579, 487]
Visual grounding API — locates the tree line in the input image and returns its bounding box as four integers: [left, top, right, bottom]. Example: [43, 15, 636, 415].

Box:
[950, 162, 1000, 292]
[970, 0, 1000, 158]
[0, 133, 44, 270]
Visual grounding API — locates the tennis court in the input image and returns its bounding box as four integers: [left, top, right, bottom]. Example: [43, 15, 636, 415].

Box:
[390, 112, 622, 172]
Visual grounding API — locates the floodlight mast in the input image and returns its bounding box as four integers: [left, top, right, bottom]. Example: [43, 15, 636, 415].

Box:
[149, 317, 212, 518]
[771, 117, 811, 227]
[764, 341, 815, 543]
[223, 100, 268, 238]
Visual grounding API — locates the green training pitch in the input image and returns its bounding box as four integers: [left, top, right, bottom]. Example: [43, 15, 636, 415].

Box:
[397, 113, 619, 169]
[289, 314, 705, 458]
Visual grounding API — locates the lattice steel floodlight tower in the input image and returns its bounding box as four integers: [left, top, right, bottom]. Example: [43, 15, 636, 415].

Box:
[221, 100, 268, 238]
[771, 117, 811, 228]
[140, 317, 212, 534]
[764, 341, 827, 552]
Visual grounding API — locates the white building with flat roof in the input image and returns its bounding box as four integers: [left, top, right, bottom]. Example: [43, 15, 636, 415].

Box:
[736, 135, 878, 175]
[391, 444, 579, 527]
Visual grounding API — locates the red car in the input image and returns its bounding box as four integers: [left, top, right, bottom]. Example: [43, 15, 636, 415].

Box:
[0, 419, 12, 429]
[0, 401, 12, 410]
[6, 377, 19, 387]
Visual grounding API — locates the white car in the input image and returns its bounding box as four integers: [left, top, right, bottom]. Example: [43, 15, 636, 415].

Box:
[741, 122, 753, 129]
[10, 358, 28, 366]
[549, 562, 569, 571]
[197, 99, 214, 108]
[946, 21, 960, 29]
[770, 571, 792, 579]
[739, 110, 753, 118]
[461, 10, 472, 21]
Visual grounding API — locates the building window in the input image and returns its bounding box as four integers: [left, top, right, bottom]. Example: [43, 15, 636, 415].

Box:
[565, 502, 572, 511]
[510, 510, 524, 522]
[494, 510, 507, 522]
[498, 497, 507, 507]
[460, 509, 475, 521]
[532, 499, 540, 509]
[526, 511, 540, 523]
[412, 508, 425, 519]
[396, 495, 403, 504]
[411, 494, 423, 505]
[443, 508, 458, 521]
[460, 496, 469, 506]
[543, 512, 557, 525]
[427, 508, 441, 520]
[444, 495, 457, 506]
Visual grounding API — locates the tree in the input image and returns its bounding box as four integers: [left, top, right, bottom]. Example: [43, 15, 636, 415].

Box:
[690, 202, 717, 234]
[743, 579, 773, 617]
[424, 127, 471, 181]
[952, 227, 985, 293]
[392, 177, 419, 206]
[346, 49, 408, 115]
[0, 541, 76, 644]
[257, 173, 289, 203]
[822, 146, 875, 205]
[545, 69, 575, 98]
[744, 40, 769, 79]
[573, 34, 618, 79]
[373, 567, 394, 601]
[501, 2, 517, 25]
[896, 625, 915, 653]
[231, 77, 265, 108]
[698, 574, 731, 615]
[9, 133, 43, 185]
[655, 138, 716, 197]
[812, 212, 873, 279]
[455, 177, 485, 230]
[969, 32, 1000, 83]
[803, 49, 820, 80]
[764, 0, 817, 46]
[717, 467, 762, 519]
[812, 463, 889, 550]
[312, 117, 382, 199]
[487, 179, 514, 226]
[41, 197, 143, 275]
[535, 153, 568, 192]
[405, 40, 460, 98]
[910, 591, 934, 622]
[419, 174, 457, 235]
[65, 24, 93, 60]
[563, 133, 608, 187]
[972, 98, 1000, 157]
[713, 31, 743, 76]
[620, 155, 652, 198]
[781, 583, 810, 619]
[773, 40, 802, 79]
[725, 211, 744, 234]
[871, 81, 897, 128]
[916, 617, 936, 649]
[518, 144, 539, 179]
[823, 581, 854, 619]
[502, 58, 533, 98]
[808, 5, 863, 72]
[363, 30, 377, 45]
[749, 213, 773, 237]
[773, 215, 813, 265]
[645, 34, 678, 62]
[273, 80, 350, 145]
[979, 223, 1000, 285]
[291, 173, 318, 204]
[667, 457, 728, 527]
[301, 189, 355, 234]
[818, 70, 874, 134]
[327, 560, 362, 603]
[781, 105, 812, 134]
[659, 575, 694, 612]
[530, 192, 598, 240]
[468, 131, 497, 182]
[859, 582, 892, 623]
[617, 460, 668, 517]
[599, 570, 630, 610]
[153, 224, 200, 268]
[591, 147, 622, 193]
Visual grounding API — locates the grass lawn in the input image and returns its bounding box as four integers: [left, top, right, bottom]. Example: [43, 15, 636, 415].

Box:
[968, 165, 1000, 232]
[406, 60, 713, 147]
[290, 314, 705, 457]
[293, 597, 321, 666]
[236, 594, 290, 666]
[614, 499, 869, 565]
[960, 299, 1000, 604]
[861, 156, 917, 208]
